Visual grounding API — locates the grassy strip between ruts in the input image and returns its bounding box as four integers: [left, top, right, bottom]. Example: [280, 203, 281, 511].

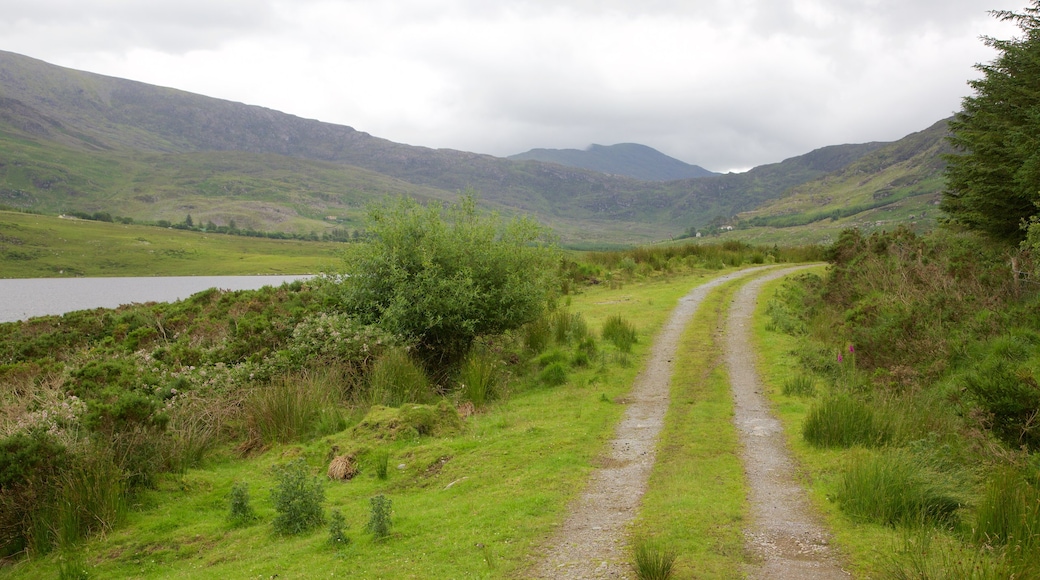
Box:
[631, 272, 759, 577]
[0, 269, 738, 579]
[751, 266, 894, 577]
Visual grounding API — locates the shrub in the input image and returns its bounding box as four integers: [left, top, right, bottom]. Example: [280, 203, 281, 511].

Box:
[227, 482, 257, 527]
[802, 393, 891, 448]
[280, 312, 396, 369]
[328, 509, 349, 547]
[602, 315, 638, 353]
[270, 459, 325, 535]
[369, 348, 431, 406]
[334, 194, 559, 369]
[458, 349, 499, 406]
[836, 451, 960, 527]
[633, 537, 677, 580]
[367, 494, 393, 540]
[961, 334, 1040, 450]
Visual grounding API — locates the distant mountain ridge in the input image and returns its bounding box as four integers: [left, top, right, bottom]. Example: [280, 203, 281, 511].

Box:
[0, 49, 931, 245]
[508, 143, 717, 181]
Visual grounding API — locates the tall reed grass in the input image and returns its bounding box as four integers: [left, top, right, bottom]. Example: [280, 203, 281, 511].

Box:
[458, 349, 499, 406]
[836, 450, 960, 527]
[244, 370, 342, 445]
[369, 348, 431, 407]
[972, 469, 1040, 549]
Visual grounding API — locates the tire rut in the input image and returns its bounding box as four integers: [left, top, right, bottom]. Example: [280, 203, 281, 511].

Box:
[725, 266, 850, 579]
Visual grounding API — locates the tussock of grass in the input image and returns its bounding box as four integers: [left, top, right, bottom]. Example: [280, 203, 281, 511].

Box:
[458, 349, 499, 406]
[369, 348, 431, 407]
[243, 371, 341, 445]
[602, 315, 638, 353]
[782, 374, 816, 397]
[802, 393, 891, 448]
[633, 537, 677, 580]
[835, 450, 960, 527]
[973, 468, 1040, 549]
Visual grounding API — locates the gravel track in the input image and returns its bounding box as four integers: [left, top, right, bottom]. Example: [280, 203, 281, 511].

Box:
[527, 267, 772, 579]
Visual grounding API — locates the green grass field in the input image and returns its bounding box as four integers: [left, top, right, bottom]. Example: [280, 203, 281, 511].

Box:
[1, 269, 752, 579]
[0, 211, 343, 277]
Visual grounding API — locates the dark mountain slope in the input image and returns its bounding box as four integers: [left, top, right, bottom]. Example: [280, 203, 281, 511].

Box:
[509, 143, 717, 181]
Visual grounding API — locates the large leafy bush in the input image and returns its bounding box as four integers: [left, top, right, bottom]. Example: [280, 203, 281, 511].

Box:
[334, 194, 559, 368]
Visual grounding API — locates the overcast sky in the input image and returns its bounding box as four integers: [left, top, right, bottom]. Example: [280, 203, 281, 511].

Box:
[0, 0, 1025, 172]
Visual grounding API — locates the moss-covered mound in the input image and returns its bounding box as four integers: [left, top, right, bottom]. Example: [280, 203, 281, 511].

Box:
[351, 401, 463, 441]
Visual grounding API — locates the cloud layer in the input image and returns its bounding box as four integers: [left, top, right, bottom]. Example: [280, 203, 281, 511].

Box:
[0, 0, 1023, 171]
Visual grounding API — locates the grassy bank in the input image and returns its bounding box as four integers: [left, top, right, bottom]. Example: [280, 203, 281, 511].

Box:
[753, 227, 1040, 578]
[0, 268, 737, 578]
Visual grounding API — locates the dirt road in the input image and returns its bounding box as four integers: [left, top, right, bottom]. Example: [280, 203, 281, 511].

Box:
[528, 267, 771, 579]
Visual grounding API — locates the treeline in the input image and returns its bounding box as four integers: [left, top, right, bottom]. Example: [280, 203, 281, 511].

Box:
[57, 210, 365, 242]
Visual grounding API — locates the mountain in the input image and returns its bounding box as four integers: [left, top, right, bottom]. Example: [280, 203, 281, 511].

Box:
[508, 143, 717, 181]
[714, 119, 952, 245]
[0, 49, 897, 245]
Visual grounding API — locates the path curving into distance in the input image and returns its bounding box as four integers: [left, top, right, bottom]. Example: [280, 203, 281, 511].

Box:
[725, 267, 850, 579]
[529, 266, 773, 579]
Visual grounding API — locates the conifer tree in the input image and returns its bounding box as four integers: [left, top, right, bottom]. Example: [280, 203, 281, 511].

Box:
[943, 2, 1040, 242]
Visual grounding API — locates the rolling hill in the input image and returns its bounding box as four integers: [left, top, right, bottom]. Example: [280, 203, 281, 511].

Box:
[0, 49, 940, 245]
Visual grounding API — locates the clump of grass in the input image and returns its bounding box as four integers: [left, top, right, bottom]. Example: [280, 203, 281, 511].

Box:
[882, 528, 1039, 579]
[328, 509, 349, 547]
[972, 468, 1040, 549]
[551, 310, 589, 345]
[48, 444, 127, 552]
[162, 393, 225, 472]
[270, 459, 325, 535]
[244, 371, 339, 445]
[835, 450, 960, 527]
[602, 315, 638, 353]
[227, 481, 258, 527]
[57, 551, 90, 580]
[539, 362, 568, 386]
[802, 393, 891, 448]
[782, 374, 816, 397]
[633, 537, 677, 580]
[369, 348, 431, 406]
[523, 315, 552, 353]
[373, 449, 390, 480]
[458, 349, 499, 406]
[367, 494, 393, 540]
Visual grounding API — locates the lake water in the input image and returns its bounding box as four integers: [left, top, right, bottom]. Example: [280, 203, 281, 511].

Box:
[0, 275, 312, 323]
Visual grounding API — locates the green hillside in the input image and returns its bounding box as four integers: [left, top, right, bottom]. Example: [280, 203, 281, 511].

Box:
[705, 119, 950, 245]
[0, 50, 895, 245]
